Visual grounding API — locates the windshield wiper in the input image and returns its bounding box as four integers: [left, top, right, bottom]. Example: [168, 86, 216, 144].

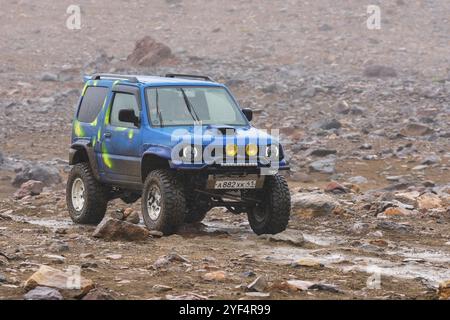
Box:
[155, 89, 164, 127]
[180, 88, 201, 124]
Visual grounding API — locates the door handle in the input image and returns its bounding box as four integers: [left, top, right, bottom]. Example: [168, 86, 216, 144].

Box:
[104, 132, 112, 138]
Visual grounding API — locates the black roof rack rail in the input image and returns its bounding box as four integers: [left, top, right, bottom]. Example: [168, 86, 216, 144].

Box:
[165, 73, 214, 82]
[91, 74, 139, 83]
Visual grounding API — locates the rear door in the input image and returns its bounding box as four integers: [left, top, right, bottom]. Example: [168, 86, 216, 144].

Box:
[101, 86, 142, 183]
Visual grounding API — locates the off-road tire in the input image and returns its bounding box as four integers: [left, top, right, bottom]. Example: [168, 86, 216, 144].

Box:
[247, 174, 291, 235]
[141, 169, 186, 235]
[66, 163, 108, 224]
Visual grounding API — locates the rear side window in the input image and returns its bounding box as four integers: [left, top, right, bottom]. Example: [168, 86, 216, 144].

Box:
[77, 86, 109, 123]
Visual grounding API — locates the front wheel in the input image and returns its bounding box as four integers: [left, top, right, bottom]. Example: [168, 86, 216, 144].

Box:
[247, 174, 291, 235]
[66, 163, 108, 224]
[141, 169, 186, 235]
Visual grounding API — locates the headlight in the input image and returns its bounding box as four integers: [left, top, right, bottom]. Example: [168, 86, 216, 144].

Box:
[225, 144, 238, 157]
[182, 145, 198, 159]
[265, 145, 279, 158]
[246, 144, 258, 157]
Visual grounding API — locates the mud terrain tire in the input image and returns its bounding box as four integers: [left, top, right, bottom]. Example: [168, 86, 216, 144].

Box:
[247, 174, 291, 235]
[141, 169, 186, 235]
[66, 163, 108, 224]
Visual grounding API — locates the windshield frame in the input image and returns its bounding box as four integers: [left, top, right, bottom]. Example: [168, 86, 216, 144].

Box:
[144, 85, 250, 128]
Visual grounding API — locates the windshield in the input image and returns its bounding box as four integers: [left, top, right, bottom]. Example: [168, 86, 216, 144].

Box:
[146, 86, 248, 126]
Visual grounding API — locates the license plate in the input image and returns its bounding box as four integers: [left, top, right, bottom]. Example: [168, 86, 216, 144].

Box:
[214, 179, 257, 189]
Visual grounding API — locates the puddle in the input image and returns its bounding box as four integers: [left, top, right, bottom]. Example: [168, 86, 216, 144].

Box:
[4, 213, 74, 230]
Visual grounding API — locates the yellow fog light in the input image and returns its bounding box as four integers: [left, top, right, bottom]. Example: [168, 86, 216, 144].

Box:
[246, 144, 258, 157]
[225, 144, 238, 157]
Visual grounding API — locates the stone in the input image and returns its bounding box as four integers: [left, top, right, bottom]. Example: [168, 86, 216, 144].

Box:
[348, 176, 368, 184]
[291, 193, 338, 216]
[400, 123, 434, 136]
[309, 148, 337, 157]
[438, 280, 450, 300]
[247, 276, 267, 292]
[311, 119, 342, 130]
[24, 286, 64, 300]
[149, 230, 164, 238]
[292, 258, 324, 268]
[309, 157, 336, 174]
[24, 265, 94, 298]
[383, 207, 411, 216]
[49, 241, 70, 253]
[417, 193, 443, 210]
[43, 254, 66, 264]
[124, 211, 140, 224]
[82, 289, 115, 300]
[377, 221, 413, 233]
[421, 155, 440, 165]
[260, 229, 305, 247]
[13, 180, 44, 199]
[93, 217, 151, 241]
[12, 164, 61, 187]
[286, 280, 314, 291]
[40, 73, 58, 82]
[363, 65, 397, 78]
[152, 284, 173, 293]
[324, 181, 348, 194]
[127, 36, 174, 66]
[153, 252, 190, 268]
[203, 271, 227, 281]
[245, 292, 270, 298]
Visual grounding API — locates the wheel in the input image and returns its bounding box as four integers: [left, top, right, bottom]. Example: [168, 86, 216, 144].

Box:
[66, 163, 108, 224]
[141, 169, 186, 235]
[247, 174, 291, 235]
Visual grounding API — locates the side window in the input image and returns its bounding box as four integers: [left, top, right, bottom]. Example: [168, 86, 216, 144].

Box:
[77, 86, 109, 123]
[110, 93, 140, 128]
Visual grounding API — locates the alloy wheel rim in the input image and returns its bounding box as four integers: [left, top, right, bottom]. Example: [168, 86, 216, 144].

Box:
[71, 178, 85, 212]
[147, 185, 162, 220]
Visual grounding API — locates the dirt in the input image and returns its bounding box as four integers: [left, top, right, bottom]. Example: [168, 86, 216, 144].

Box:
[0, 0, 449, 300]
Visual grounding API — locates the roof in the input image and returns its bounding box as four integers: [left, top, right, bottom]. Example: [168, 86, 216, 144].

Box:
[83, 74, 223, 87]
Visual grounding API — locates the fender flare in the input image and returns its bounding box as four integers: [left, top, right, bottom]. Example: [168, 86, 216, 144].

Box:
[69, 139, 101, 180]
[141, 146, 173, 181]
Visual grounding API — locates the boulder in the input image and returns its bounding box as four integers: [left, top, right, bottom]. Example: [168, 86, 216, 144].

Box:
[309, 157, 336, 174]
[24, 286, 64, 300]
[24, 265, 94, 298]
[127, 36, 174, 66]
[292, 193, 338, 216]
[259, 229, 305, 247]
[13, 180, 44, 199]
[417, 193, 443, 210]
[12, 164, 61, 187]
[438, 280, 450, 300]
[93, 217, 151, 241]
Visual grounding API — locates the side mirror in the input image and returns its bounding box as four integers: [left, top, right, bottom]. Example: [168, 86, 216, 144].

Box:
[242, 108, 253, 122]
[119, 109, 139, 127]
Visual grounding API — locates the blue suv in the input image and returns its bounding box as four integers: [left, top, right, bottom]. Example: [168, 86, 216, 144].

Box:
[67, 74, 291, 235]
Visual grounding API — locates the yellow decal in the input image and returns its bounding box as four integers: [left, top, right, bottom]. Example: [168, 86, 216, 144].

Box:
[115, 127, 128, 132]
[81, 84, 88, 96]
[73, 121, 85, 137]
[90, 117, 98, 127]
[128, 129, 134, 140]
[93, 80, 98, 86]
[101, 143, 113, 169]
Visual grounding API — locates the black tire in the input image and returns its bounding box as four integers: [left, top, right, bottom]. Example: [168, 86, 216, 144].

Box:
[247, 174, 291, 235]
[141, 169, 186, 235]
[66, 163, 108, 225]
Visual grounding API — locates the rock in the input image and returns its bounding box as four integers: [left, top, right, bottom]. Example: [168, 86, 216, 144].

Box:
[383, 207, 411, 216]
[0, 273, 7, 283]
[93, 217, 151, 241]
[394, 191, 420, 207]
[438, 280, 450, 300]
[400, 123, 434, 136]
[24, 265, 94, 298]
[335, 101, 350, 114]
[309, 283, 341, 293]
[290, 172, 313, 183]
[203, 271, 227, 281]
[12, 164, 61, 187]
[292, 258, 324, 268]
[49, 241, 70, 253]
[149, 230, 164, 238]
[43, 254, 66, 264]
[153, 252, 190, 268]
[300, 86, 316, 98]
[311, 119, 342, 130]
[24, 286, 64, 300]
[0, 151, 4, 165]
[292, 193, 338, 216]
[421, 155, 440, 165]
[245, 292, 270, 298]
[40, 73, 58, 82]
[309, 157, 336, 174]
[261, 84, 279, 94]
[105, 254, 122, 260]
[124, 211, 140, 224]
[260, 229, 305, 247]
[417, 193, 443, 210]
[363, 65, 397, 78]
[247, 276, 268, 292]
[82, 289, 115, 300]
[377, 221, 413, 233]
[348, 176, 368, 184]
[324, 181, 348, 194]
[152, 284, 173, 293]
[13, 180, 44, 199]
[309, 148, 337, 157]
[412, 165, 428, 171]
[127, 36, 174, 66]
[286, 280, 314, 291]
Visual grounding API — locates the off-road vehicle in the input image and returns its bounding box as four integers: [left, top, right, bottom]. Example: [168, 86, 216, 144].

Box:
[67, 73, 291, 235]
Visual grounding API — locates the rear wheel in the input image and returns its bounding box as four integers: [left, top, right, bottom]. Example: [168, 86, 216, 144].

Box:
[247, 174, 291, 235]
[141, 169, 186, 235]
[66, 163, 108, 224]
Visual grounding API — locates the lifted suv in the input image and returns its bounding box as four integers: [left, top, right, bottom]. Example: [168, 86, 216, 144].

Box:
[67, 73, 291, 235]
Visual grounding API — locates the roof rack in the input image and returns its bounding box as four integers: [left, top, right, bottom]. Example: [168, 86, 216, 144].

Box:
[91, 74, 139, 83]
[165, 73, 214, 82]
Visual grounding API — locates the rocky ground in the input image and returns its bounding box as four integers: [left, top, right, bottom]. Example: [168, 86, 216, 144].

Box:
[0, 0, 449, 300]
